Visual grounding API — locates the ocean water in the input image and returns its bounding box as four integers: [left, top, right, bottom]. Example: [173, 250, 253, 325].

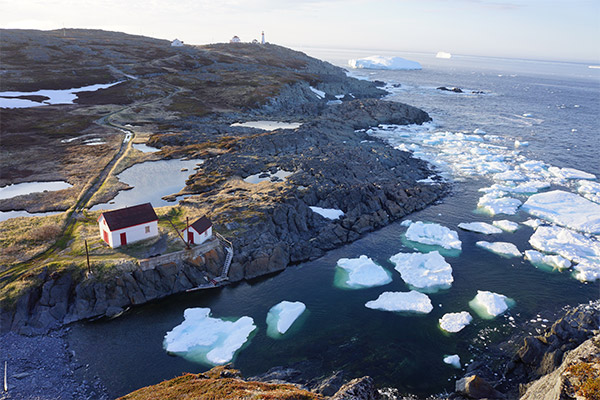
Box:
[68, 52, 599, 397]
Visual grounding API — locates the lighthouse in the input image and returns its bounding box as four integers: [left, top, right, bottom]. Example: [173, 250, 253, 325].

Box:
[261, 31, 265, 45]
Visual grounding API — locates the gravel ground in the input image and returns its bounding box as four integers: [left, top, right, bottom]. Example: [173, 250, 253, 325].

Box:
[0, 329, 108, 400]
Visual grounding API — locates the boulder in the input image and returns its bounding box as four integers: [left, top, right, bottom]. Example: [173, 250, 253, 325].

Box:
[455, 375, 505, 399]
[331, 376, 380, 400]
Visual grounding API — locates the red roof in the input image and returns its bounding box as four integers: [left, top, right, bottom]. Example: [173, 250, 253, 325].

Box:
[100, 203, 158, 231]
[189, 216, 212, 234]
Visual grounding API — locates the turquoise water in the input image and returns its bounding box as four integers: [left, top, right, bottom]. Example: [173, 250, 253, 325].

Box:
[68, 53, 599, 397]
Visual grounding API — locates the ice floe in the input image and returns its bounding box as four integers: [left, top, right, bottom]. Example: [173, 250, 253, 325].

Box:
[390, 251, 453, 290]
[439, 312, 472, 333]
[578, 180, 600, 203]
[469, 290, 513, 319]
[163, 308, 256, 365]
[477, 194, 522, 216]
[348, 56, 422, 70]
[529, 225, 600, 281]
[524, 250, 571, 270]
[522, 219, 543, 229]
[458, 222, 502, 234]
[436, 51, 452, 59]
[400, 219, 413, 227]
[365, 291, 433, 313]
[266, 301, 306, 336]
[548, 166, 596, 180]
[522, 190, 600, 234]
[476, 241, 521, 258]
[493, 220, 519, 232]
[405, 221, 462, 250]
[310, 206, 344, 220]
[493, 170, 526, 181]
[335, 255, 392, 289]
[443, 354, 461, 368]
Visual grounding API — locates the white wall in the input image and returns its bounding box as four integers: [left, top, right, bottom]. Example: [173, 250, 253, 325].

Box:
[99, 217, 159, 248]
[182, 226, 212, 245]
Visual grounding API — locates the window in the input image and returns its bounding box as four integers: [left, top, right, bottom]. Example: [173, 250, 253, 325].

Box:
[145, 226, 150, 234]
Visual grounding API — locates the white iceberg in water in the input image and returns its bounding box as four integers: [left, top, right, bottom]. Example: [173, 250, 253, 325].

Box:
[548, 166, 596, 180]
[529, 225, 600, 282]
[335, 255, 392, 289]
[469, 290, 513, 319]
[163, 308, 256, 365]
[365, 291, 433, 313]
[348, 56, 422, 70]
[405, 221, 462, 250]
[310, 206, 344, 220]
[477, 194, 522, 216]
[458, 222, 502, 234]
[439, 311, 472, 333]
[493, 170, 527, 181]
[522, 190, 600, 234]
[476, 241, 521, 258]
[578, 180, 600, 203]
[524, 250, 571, 270]
[266, 301, 306, 336]
[436, 51, 452, 59]
[443, 354, 461, 368]
[493, 220, 520, 233]
[390, 251, 453, 290]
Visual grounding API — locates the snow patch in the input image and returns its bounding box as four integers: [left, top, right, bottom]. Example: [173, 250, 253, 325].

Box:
[477, 194, 522, 216]
[309, 86, 326, 99]
[163, 308, 256, 365]
[365, 291, 433, 313]
[310, 206, 344, 220]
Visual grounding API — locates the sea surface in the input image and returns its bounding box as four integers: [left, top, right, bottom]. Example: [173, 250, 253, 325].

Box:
[68, 50, 599, 397]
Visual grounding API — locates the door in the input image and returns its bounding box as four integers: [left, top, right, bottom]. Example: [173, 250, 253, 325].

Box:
[120, 232, 127, 246]
[103, 230, 109, 244]
[188, 231, 194, 244]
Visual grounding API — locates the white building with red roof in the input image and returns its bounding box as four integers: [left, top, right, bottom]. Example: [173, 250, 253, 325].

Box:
[182, 216, 213, 245]
[98, 203, 159, 248]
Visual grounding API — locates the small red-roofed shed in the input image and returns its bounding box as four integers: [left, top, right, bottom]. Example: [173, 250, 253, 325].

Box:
[98, 203, 159, 248]
[182, 216, 213, 245]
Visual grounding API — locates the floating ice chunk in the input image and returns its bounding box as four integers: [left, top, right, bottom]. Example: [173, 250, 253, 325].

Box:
[493, 220, 519, 233]
[529, 226, 600, 281]
[439, 312, 472, 333]
[473, 128, 486, 134]
[348, 56, 422, 70]
[578, 180, 600, 203]
[310, 206, 344, 220]
[469, 290, 513, 319]
[443, 354, 461, 368]
[309, 86, 326, 99]
[522, 219, 542, 229]
[477, 194, 522, 216]
[458, 222, 502, 234]
[163, 308, 256, 365]
[548, 167, 596, 180]
[405, 221, 462, 250]
[522, 190, 600, 234]
[476, 241, 521, 258]
[266, 301, 306, 336]
[524, 250, 571, 270]
[400, 219, 413, 227]
[515, 140, 529, 148]
[493, 170, 527, 181]
[365, 291, 433, 313]
[436, 51, 452, 59]
[390, 251, 453, 290]
[335, 255, 392, 289]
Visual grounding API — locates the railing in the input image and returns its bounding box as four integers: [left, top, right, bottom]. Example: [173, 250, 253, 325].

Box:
[215, 232, 234, 281]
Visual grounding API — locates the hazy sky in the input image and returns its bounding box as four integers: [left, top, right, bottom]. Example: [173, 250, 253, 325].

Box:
[1, 0, 598, 62]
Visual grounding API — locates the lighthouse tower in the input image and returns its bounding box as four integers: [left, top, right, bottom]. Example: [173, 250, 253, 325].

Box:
[261, 31, 265, 45]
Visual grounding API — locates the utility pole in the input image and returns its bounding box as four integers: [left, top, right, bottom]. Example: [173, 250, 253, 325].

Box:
[85, 240, 91, 275]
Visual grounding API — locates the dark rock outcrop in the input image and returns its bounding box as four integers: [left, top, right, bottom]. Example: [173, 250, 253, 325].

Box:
[331, 376, 380, 400]
[455, 375, 505, 399]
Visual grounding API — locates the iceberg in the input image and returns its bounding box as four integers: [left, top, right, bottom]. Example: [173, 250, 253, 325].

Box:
[405, 221, 462, 250]
[439, 311, 472, 333]
[477, 194, 522, 216]
[266, 301, 306, 336]
[365, 291, 433, 313]
[436, 51, 452, 59]
[493, 220, 519, 233]
[335, 255, 392, 289]
[476, 241, 521, 258]
[522, 219, 543, 229]
[469, 290, 513, 319]
[578, 180, 600, 204]
[348, 56, 422, 70]
[163, 308, 256, 365]
[310, 206, 344, 220]
[529, 225, 600, 281]
[443, 354, 461, 368]
[524, 250, 571, 270]
[522, 190, 600, 234]
[493, 170, 527, 181]
[548, 166, 596, 180]
[390, 251, 453, 290]
[458, 222, 502, 234]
